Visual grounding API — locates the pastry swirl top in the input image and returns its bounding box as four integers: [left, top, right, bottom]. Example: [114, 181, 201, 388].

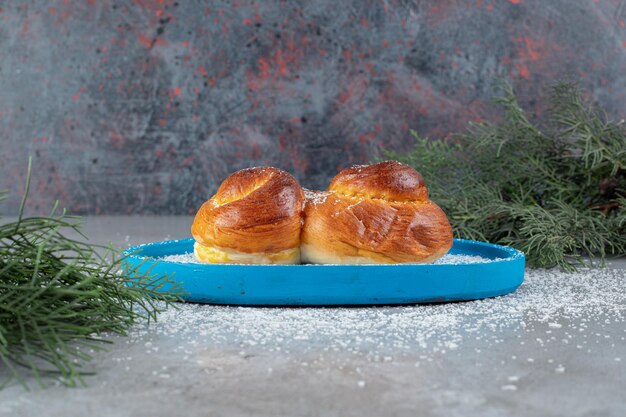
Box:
[329, 160, 428, 202]
[301, 161, 452, 264]
[192, 167, 304, 254]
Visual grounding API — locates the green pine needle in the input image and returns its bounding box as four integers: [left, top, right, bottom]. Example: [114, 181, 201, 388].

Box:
[0, 159, 184, 388]
[385, 81, 626, 270]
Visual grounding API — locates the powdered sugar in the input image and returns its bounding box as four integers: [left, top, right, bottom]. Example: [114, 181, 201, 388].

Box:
[157, 252, 499, 265]
[129, 266, 626, 364]
[158, 253, 204, 264]
[434, 254, 502, 264]
[303, 189, 329, 206]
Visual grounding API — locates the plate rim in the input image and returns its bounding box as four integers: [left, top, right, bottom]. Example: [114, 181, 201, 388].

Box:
[122, 237, 525, 268]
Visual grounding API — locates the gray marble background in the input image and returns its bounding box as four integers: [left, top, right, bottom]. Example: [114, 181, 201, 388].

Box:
[1, 0, 625, 214]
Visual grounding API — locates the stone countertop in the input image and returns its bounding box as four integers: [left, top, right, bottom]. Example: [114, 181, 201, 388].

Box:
[1, 216, 625, 417]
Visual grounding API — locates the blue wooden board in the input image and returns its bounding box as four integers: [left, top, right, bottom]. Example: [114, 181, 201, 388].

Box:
[122, 238, 525, 305]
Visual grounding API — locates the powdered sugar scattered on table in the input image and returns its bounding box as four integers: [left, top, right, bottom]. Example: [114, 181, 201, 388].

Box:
[129, 266, 626, 364]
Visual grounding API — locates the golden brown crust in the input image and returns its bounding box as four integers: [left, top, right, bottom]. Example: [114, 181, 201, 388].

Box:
[302, 162, 453, 264]
[191, 167, 304, 260]
[329, 160, 428, 202]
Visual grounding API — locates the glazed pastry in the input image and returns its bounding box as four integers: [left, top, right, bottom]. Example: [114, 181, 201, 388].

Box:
[301, 161, 453, 264]
[191, 167, 304, 264]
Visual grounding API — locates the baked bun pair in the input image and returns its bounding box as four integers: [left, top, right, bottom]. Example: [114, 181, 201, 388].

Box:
[191, 161, 453, 264]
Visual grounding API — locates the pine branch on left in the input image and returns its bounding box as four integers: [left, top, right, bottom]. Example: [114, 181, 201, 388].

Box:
[0, 159, 183, 388]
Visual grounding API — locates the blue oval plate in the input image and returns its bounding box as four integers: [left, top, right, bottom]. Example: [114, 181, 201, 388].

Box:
[122, 238, 525, 305]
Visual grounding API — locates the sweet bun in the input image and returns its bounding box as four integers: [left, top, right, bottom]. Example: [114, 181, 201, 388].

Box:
[191, 167, 304, 264]
[301, 161, 453, 264]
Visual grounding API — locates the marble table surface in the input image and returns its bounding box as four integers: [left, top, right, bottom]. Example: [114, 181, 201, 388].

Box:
[1, 216, 624, 417]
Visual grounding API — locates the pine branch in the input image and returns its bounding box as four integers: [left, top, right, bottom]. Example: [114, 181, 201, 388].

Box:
[385, 81, 626, 270]
[0, 160, 184, 388]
